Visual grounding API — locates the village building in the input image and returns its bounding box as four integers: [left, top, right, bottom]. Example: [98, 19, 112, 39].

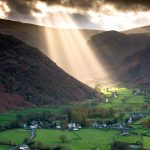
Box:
[19, 144, 30, 150]
[68, 123, 81, 131]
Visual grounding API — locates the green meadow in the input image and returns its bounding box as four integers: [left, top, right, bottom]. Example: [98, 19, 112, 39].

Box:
[0, 107, 64, 125]
[0, 128, 150, 150]
[34, 129, 119, 150]
[0, 129, 30, 144]
[0, 87, 150, 149]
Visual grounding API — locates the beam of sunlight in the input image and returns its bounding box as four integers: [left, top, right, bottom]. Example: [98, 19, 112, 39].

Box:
[0, 1, 10, 18]
[32, 4, 109, 86]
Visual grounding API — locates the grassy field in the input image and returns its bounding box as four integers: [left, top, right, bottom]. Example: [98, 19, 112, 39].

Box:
[0, 87, 147, 125]
[0, 129, 30, 144]
[0, 145, 10, 150]
[0, 128, 150, 150]
[0, 87, 150, 149]
[0, 106, 64, 125]
[143, 136, 150, 150]
[114, 134, 142, 143]
[97, 87, 146, 110]
[34, 129, 119, 150]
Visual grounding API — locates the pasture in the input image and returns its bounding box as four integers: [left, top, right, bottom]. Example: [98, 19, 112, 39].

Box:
[0, 129, 30, 144]
[98, 87, 146, 110]
[34, 129, 119, 150]
[0, 106, 64, 125]
[0, 145, 10, 150]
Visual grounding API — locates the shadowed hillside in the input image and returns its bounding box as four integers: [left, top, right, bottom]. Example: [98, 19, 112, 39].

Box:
[0, 33, 97, 111]
[121, 47, 150, 86]
[0, 19, 149, 87]
[124, 25, 150, 34]
[0, 19, 102, 55]
[90, 31, 150, 86]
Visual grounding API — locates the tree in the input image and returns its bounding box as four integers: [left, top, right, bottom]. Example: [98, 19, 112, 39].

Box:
[111, 141, 130, 150]
[59, 135, 68, 143]
[68, 108, 89, 127]
[144, 119, 150, 128]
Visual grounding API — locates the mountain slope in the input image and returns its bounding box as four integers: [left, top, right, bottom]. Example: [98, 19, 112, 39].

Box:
[0, 33, 96, 110]
[121, 47, 150, 86]
[123, 25, 150, 34]
[0, 19, 102, 55]
[90, 31, 150, 86]
[0, 84, 33, 112]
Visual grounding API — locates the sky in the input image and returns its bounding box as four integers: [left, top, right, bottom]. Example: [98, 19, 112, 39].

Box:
[0, 0, 150, 31]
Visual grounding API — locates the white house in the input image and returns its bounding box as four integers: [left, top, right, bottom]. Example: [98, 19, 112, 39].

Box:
[56, 125, 61, 129]
[30, 124, 38, 129]
[19, 144, 29, 150]
[68, 123, 80, 131]
[106, 98, 109, 103]
[68, 123, 76, 129]
[128, 117, 133, 124]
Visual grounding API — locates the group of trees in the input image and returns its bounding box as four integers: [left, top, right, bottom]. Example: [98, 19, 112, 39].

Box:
[0, 140, 16, 147]
[144, 118, 150, 128]
[24, 141, 70, 150]
[67, 107, 115, 127]
[111, 141, 143, 150]
[68, 108, 88, 126]
[111, 141, 130, 150]
[20, 111, 55, 124]
[0, 120, 20, 131]
[0, 111, 66, 131]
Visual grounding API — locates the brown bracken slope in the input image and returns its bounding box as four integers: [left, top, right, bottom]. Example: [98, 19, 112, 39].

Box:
[0, 33, 97, 111]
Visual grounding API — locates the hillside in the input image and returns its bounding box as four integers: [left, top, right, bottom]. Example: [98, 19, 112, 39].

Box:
[124, 25, 150, 34]
[0, 19, 102, 55]
[0, 33, 97, 111]
[0, 19, 149, 87]
[121, 47, 150, 86]
[0, 84, 33, 112]
[90, 31, 150, 86]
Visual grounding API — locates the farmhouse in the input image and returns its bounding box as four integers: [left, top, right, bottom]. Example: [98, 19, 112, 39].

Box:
[112, 92, 117, 98]
[68, 123, 81, 131]
[129, 144, 142, 150]
[56, 125, 61, 129]
[120, 131, 130, 136]
[19, 144, 29, 150]
[128, 112, 144, 124]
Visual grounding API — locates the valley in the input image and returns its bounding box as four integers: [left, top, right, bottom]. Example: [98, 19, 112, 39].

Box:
[0, 19, 149, 150]
[0, 86, 150, 150]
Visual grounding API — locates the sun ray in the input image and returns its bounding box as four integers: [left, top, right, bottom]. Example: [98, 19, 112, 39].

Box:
[32, 3, 110, 86]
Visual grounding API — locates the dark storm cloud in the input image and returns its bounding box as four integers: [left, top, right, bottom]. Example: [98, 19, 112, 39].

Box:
[3, 0, 39, 15]
[38, 0, 150, 11]
[2, 0, 150, 17]
[38, 0, 97, 9]
[104, 0, 150, 11]
[3, 0, 98, 16]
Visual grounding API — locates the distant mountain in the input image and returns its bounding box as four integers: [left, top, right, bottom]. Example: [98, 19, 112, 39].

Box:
[123, 25, 150, 34]
[121, 47, 150, 86]
[90, 31, 150, 86]
[0, 19, 102, 55]
[0, 19, 149, 87]
[0, 33, 97, 111]
[0, 19, 104, 82]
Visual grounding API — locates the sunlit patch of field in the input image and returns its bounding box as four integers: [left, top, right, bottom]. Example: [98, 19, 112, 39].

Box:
[97, 87, 146, 110]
